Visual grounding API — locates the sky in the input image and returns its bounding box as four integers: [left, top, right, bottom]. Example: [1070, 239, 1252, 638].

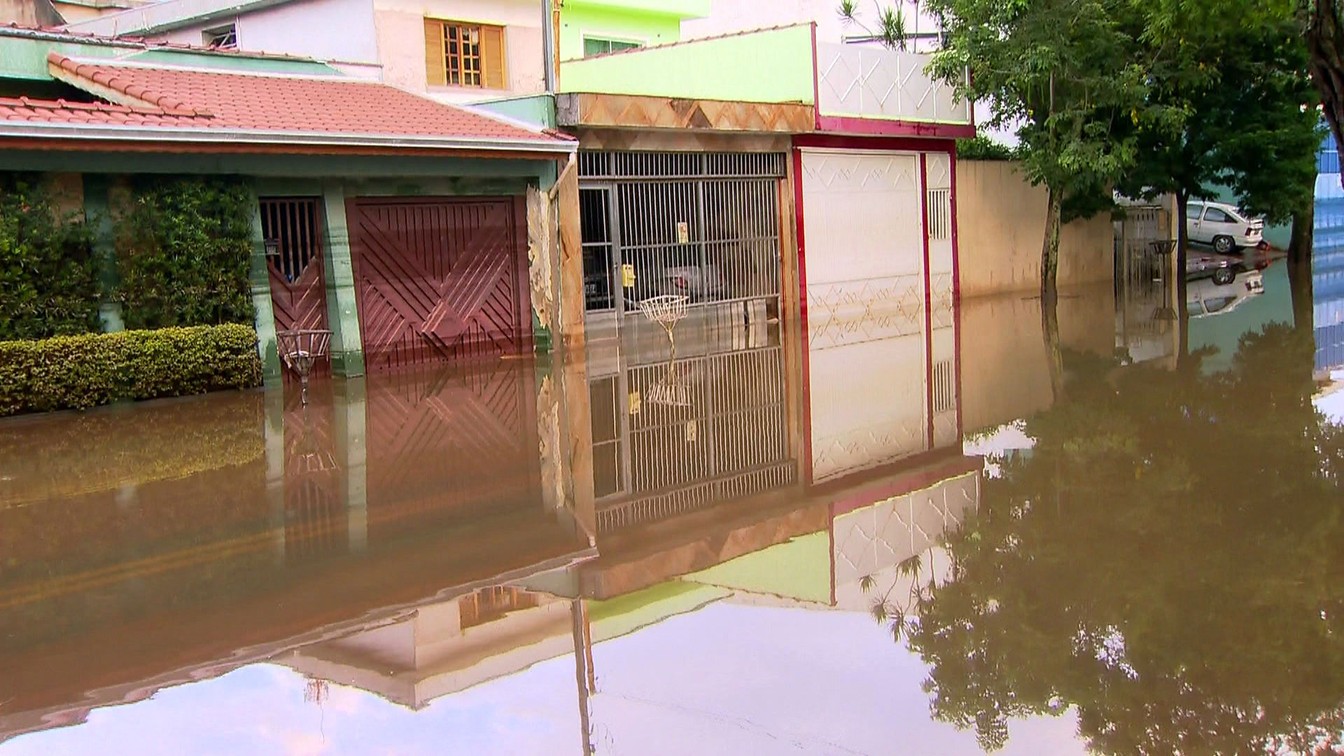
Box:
[1, 603, 1086, 756]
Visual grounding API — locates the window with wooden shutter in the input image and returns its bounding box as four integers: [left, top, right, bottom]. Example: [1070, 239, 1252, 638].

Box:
[423, 18, 507, 90]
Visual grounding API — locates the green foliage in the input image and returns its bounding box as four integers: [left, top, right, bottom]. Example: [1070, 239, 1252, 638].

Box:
[114, 177, 255, 330]
[905, 326, 1344, 753]
[0, 324, 262, 416]
[956, 136, 1016, 161]
[1116, 7, 1321, 226]
[0, 392, 264, 509]
[0, 175, 100, 340]
[839, 0, 914, 49]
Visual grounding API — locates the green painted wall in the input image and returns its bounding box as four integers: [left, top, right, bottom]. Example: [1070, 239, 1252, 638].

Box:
[473, 94, 558, 129]
[559, 6, 684, 62]
[564, 0, 710, 17]
[683, 531, 832, 605]
[559, 25, 816, 104]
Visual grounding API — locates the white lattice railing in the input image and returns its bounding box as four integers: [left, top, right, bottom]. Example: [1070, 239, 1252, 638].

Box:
[816, 43, 971, 125]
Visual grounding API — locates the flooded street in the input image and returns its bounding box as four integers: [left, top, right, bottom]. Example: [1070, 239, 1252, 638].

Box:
[2, 261, 1343, 756]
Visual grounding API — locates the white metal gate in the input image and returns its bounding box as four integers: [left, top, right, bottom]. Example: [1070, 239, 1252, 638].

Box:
[578, 151, 787, 321]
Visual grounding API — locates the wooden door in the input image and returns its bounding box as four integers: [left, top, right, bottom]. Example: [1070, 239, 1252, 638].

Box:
[348, 197, 532, 372]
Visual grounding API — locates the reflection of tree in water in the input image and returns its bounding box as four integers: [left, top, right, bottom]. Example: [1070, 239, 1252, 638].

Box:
[903, 324, 1344, 753]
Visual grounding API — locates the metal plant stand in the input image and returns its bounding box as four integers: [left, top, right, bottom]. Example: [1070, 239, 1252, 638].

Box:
[276, 329, 332, 406]
[638, 295, 691, 409]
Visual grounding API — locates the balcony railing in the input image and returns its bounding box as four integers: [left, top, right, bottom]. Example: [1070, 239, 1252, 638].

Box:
[815, 42, 971, 125]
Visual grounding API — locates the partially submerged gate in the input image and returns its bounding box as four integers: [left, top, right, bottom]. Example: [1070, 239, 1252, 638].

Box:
[260, 197, 331, 378]
[347, 197, 531, 372]
[578, 151, 787, 322]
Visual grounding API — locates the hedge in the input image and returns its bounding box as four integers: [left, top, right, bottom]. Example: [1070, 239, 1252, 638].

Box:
[0, 324, 262, 416]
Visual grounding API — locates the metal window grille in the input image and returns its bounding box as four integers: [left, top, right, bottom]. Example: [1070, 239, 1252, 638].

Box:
[927, 187, 951, 241]
[259, 197, 324, 284]
[932, 359, 956, 414]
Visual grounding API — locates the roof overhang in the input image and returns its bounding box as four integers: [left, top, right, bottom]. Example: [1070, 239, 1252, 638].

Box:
[0, 123, 576, 159]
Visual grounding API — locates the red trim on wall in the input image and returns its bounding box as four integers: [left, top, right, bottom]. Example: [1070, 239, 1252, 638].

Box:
[792, 133, 956, 154]
[794, 146, 815, 488]
[829, 452, 982, 519]
[950, 144, 962, 305]
[920, 153, 935, 452]
[949, 144, 964, 439]
[815, 116, 976, 140]
[810, 23, 822, 132]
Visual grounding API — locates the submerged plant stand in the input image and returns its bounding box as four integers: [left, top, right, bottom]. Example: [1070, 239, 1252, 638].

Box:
[276, 329, 332, 406]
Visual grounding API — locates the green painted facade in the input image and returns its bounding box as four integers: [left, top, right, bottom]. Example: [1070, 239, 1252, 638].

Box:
[560, 5, 684, 62]
[559, 24, 816, 104]
[473, 94, 558, 129]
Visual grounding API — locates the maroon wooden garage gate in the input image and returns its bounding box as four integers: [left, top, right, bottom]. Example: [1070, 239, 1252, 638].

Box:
[347, 196, 532, 373]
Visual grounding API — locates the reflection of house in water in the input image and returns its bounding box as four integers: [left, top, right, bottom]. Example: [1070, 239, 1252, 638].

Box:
[0, 360, 595, 744]
[1315, 137, 1344, 374]
[586, 315, 797, 533]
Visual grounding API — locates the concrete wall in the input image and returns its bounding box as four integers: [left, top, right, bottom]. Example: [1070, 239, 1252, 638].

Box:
[154, 0, 380, 67]
[958, 285, 1117, 433]
[956, 160, 1115, 298]
[376, 0, 544, 104]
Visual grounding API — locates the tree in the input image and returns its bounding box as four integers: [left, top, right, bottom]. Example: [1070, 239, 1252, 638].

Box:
[848, 0, 1147, 301]
[1305, 0, 1344, 184]
[901, 327, 1344, 752]
[1116, 6, 1319, 355]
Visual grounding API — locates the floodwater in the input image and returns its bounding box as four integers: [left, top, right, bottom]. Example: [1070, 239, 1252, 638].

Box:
[2, 260, 1342, 756]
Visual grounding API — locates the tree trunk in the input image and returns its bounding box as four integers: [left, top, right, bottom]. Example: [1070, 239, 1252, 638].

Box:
[1288, 201, 1315, 335]
[1175, 189, 1191, 366]
[1041, 184, 1062, 301]
[1307, 0, 1344, 188]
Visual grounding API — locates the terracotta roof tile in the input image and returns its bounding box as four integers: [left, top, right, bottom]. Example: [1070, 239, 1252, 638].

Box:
[2, 54, 568, 148]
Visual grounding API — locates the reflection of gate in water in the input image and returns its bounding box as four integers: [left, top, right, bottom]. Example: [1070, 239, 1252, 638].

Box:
[590, 345, 795, 532]
[364, 363, 541, 541]
[1114, 205, 1178, 362]
[578, 152, 786, 322]
[283, 395, 345, 563]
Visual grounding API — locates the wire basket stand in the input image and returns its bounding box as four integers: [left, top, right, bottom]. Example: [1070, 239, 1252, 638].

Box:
[276, 329, 332, 406]
[637, 295, 691, 408]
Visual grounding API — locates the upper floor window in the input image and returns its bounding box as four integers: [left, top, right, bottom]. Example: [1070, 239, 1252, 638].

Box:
[203, 24, 237, 50]
[424, 18, 506, 89]
[583, 37, 641, 57]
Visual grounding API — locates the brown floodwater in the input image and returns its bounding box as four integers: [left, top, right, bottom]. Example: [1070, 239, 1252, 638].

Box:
[2, 261, 1342, 755]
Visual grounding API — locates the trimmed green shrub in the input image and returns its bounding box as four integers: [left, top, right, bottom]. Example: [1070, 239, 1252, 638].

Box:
[957, 135, 1017, 161]
[0, 175, 100, 340]
[114, 177, 255, 329]
[0, 324, 262, 416]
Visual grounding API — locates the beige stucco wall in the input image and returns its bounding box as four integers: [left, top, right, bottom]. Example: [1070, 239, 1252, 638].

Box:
[956, 160, 1114, 298]
[374, 0, 544, 105]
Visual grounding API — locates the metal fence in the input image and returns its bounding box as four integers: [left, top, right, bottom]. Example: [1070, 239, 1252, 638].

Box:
[579, 151, 786, 319]
[590, 344, 796, 531]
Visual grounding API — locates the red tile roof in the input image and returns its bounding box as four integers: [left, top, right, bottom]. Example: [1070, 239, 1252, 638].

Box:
[0, 53, 572, 151]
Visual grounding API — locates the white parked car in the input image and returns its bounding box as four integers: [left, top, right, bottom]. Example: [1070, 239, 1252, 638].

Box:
[1188, 267, 1265, 319]
[1185, 200, 1264, 254]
